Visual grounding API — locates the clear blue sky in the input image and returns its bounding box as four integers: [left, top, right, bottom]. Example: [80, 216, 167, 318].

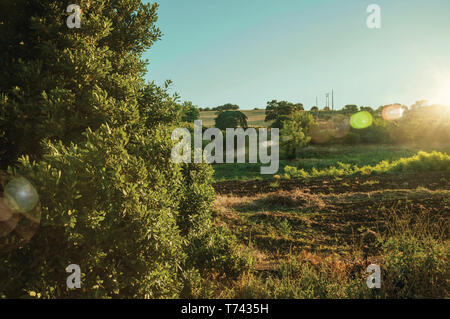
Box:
[143, 0, 450, 110]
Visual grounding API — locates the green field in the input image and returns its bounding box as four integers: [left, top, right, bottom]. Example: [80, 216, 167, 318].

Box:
[210, 145, 450, 298]
[212, 143, 450, 181]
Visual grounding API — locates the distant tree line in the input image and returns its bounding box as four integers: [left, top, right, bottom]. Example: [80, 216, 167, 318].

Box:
[199, 103, 240, 112]
[191, 97, 448, 154]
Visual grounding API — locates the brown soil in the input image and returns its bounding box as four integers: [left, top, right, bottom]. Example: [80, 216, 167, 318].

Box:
[213, 172, 449, 268]
[213, 172, 450, 196]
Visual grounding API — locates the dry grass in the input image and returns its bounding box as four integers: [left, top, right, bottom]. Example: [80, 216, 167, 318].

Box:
[215, 189, 326, 213]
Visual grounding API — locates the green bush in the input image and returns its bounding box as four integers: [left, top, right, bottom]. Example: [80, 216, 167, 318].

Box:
[0, 125, 186, 298]
[185, 226, 250, 280]
[387, 150, 450, 172]
[359, 117, 391, 144]
[380, 210, 449, 298]
[0, 0, 247, 299]
[283, 151, 450, 179]
[230, 256, 372, 299]
[178, 163, 215, 235]
[280, 111, 314, 159]
[382, 235, 449, 298]
[178, 162, 250, 279]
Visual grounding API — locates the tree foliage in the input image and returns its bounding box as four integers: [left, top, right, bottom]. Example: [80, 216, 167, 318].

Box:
[265, 100, 304, 128]
[0, 0, 162, 168]
[360, 106, 374, 113]
[215, 110, 248, 130]
[214, 103, 240, 113]
[343, 104, 359, 114]
[179, 101, 200, 122]
[0, 0, 246, 298]
[280, 111, 315, 159]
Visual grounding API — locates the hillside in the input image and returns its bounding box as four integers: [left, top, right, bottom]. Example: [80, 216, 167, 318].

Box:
[200, 109, 269, 127]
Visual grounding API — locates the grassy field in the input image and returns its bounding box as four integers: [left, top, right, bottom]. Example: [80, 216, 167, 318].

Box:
[200, 143, 450, 298]
[213, 143, 450, 181]
[195, 111, 450, 298]
[200, 109, 269, 127]
[211, 173, 449, 298]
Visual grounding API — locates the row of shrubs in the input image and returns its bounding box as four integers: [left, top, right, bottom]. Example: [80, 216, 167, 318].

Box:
[283, 151, 450, 179]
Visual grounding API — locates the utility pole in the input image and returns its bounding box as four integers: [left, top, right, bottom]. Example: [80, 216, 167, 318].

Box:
[325, 93, 330, 109]
[332, 90, 334, 111]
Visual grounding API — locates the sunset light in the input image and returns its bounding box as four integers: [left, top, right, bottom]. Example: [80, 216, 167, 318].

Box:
[432, 79, 450, 107]
[0, 0, 449, 304]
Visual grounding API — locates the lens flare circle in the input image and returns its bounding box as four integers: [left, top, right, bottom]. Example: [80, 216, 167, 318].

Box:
[310, 115, 351, 144]
[4, 177, 39, 213]
[309, 122, 332, 144]
[0, 176, 41, 252]
[350, 111, 373, 129]
[329, 114, 351, 138]
[382, 105, 404, 121]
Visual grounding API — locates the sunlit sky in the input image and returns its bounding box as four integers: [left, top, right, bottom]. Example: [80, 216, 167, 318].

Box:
[143, 0, 450, 110]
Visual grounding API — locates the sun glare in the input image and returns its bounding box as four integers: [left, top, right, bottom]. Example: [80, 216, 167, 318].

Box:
[432, 80, 450, 107]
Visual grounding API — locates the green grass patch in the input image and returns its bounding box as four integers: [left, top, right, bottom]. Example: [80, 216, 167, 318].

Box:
[213, 144, 450, 181]
[283, 151, 450, 179]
